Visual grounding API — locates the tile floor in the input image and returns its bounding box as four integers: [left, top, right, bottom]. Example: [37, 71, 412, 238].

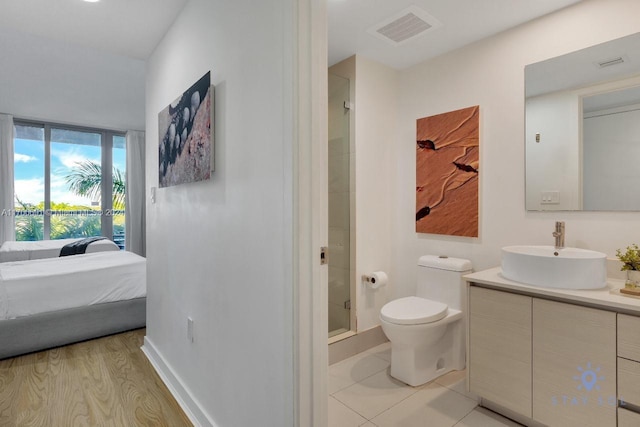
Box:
[329, 342, 523, 427]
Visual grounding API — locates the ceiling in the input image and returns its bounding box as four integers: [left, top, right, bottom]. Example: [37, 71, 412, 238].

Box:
[0, 0, 189, 60]
[3, 0, 583, 67]
[328, 0, 583, 69]
[0, 0, 585, 130]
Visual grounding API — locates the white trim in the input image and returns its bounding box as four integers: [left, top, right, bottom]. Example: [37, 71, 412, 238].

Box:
[328, 329, 356, 345]
[141, 337, 217, 427]
[583, 102, 640, 118]
[293, 0, 328, 425]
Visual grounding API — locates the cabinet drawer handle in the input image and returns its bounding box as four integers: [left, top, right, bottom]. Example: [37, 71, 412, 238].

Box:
[620, 400, 640, 415]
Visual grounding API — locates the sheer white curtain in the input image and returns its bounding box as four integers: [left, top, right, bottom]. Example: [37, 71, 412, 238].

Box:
[125, 130, 146, 256]
[0, 114, 15, 245]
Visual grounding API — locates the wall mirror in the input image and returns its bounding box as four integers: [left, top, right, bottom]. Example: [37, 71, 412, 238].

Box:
[525, 32, 640, 211]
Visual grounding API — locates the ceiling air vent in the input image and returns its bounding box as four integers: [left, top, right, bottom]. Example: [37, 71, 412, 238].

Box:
[368, 6, 442, 46]
[597, 56, 625, 68]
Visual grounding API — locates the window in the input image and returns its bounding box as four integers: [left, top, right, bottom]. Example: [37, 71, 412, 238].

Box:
[13, 121, 126, 248]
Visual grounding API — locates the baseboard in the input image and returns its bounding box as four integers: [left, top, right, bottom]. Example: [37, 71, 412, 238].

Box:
[329, 325, 388, 365]
[141, 336, 217, 427]
[479, 398, 546, 427]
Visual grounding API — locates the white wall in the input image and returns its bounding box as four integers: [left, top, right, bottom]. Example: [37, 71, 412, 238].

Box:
[144, 0, 294, 425]
[391, 0, 640, 299]
[353, 56, 398, 331]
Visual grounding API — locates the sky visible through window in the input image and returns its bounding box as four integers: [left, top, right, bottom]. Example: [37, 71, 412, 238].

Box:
[14, 135, 126, 208]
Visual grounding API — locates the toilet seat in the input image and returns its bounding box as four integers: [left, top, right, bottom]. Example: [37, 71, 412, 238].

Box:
[380, 296, 448, 325]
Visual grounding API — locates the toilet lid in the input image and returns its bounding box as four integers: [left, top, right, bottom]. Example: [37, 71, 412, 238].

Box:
[380, 296, 448, 325]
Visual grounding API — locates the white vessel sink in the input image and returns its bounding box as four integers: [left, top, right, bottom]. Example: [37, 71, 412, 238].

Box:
[501, 245, 607, 289]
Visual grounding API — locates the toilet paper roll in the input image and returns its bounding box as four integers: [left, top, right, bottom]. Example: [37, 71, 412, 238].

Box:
[369, 271, 388, 289]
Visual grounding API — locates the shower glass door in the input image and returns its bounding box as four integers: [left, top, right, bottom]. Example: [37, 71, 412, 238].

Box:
[328, 73, 351, 338]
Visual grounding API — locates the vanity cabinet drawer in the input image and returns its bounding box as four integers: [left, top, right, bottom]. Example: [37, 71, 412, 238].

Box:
[533, 299, 616, 427]
[618, 358, 640, 406]
[618, 407, 640, 427]
[618, 314, 640, 362]
[468, 287, 532, 418]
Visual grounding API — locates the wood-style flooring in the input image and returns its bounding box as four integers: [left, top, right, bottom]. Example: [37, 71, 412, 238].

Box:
[0, 329, 192, 427]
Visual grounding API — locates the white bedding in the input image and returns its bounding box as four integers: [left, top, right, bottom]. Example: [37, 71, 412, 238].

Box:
[0, 251, 146, 320]
[0, 238, 119, 263]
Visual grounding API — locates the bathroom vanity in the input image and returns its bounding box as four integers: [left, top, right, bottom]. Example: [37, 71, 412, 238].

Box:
[465, 268, 640, 427]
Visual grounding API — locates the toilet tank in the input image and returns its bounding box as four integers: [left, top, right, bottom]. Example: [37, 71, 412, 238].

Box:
[416, 255, 473, 310]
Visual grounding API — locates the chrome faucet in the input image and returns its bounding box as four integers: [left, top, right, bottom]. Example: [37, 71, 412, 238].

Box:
[552, 221, 565, 249]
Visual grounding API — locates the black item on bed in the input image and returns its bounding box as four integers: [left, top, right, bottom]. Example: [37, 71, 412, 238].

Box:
[59, 236, 108, 257]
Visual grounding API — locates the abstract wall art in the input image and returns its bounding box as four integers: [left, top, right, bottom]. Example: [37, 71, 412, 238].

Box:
[158, 71, 214, 188]
[415, 105, 479, 237]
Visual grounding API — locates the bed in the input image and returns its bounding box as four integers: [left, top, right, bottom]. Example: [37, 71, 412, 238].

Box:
[0, 251, 146, 359]
[0, 238, 120, 263]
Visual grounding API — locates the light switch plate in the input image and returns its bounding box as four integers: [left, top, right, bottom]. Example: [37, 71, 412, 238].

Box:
[541, 191, 560, 204]
[187, 317, 194, 342]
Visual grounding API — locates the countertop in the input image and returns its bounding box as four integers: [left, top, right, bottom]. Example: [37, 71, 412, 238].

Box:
[465, 267, 640, 314]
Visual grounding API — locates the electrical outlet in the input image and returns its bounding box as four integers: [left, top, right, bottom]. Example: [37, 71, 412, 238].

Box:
[187, 317, 194, 342]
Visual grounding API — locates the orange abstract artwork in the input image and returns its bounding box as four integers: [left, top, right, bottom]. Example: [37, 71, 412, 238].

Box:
[415, 106, 479, 237]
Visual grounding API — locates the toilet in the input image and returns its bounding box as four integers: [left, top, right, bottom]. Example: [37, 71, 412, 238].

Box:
[380, 255, 472, 386]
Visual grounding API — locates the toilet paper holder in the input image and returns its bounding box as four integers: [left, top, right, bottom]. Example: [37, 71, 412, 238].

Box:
[362, 274, 376, 284]
[361, 271, 388, 288]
